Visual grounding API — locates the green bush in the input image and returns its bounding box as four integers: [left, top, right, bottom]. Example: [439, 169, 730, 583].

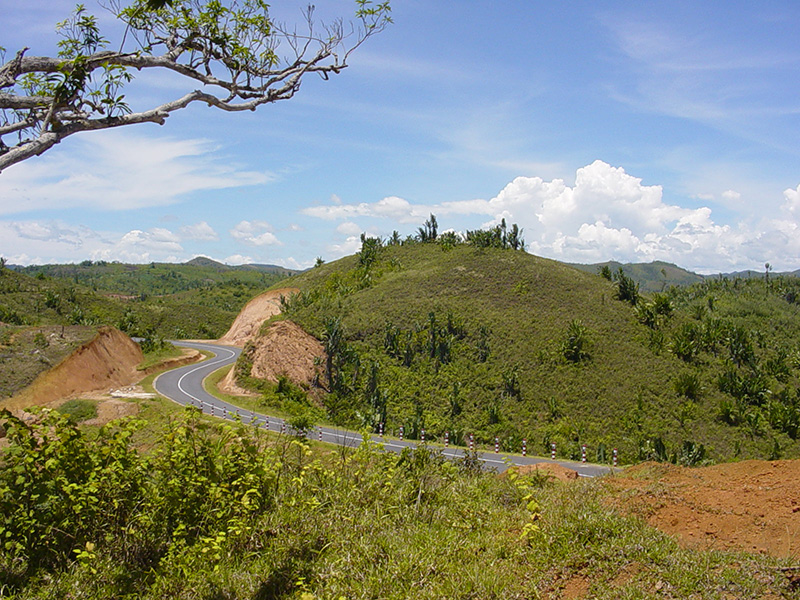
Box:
[55, 399, 97, 423]
[673, 371, 702, 400]
[561, 319, 590, 363]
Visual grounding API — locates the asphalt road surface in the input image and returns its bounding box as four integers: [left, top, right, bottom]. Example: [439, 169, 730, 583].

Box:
[154, 340, 614, 477]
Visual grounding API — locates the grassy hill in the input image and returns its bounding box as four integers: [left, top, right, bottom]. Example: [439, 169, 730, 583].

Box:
[244, 240, 800, 464]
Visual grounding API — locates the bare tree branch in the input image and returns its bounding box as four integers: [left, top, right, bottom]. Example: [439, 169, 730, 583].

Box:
[0, 0, 391, 172]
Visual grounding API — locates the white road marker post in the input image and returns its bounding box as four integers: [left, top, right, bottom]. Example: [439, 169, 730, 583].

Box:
[469, 433, 474, 452]
[444, 431, 449, 448]
[613, 448, 618, 467]
[421, 429, 425, 443]
[522, 439, 527, 456]
[379, 422, 384, 439]
[551, 442, 556, 460]
[495, 436, 499, 453]
[318, 427, 322, 442]
[399, 426, 404, 441]
[281, 421, 286, 435]
[581, 444, 587, 463]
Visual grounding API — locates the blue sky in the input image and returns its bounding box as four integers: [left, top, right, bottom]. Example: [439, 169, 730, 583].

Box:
[1, 0, 799, 273]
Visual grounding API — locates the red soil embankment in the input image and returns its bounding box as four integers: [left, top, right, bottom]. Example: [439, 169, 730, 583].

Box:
[217, 287, 299, 347]
[9, 326, 144, 409]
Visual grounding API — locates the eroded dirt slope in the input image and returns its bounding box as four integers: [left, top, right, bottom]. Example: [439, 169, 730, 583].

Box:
[606, 460, 800, 559]
[5, 326, 144, 411]
[217, 287, 299, 347]
[221, 319, 326, 395]
[0, 325, 97, 399]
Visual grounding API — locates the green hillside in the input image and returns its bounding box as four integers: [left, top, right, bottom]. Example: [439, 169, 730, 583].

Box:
[244, 239, 800, 464]
[0, 325, 98, 399]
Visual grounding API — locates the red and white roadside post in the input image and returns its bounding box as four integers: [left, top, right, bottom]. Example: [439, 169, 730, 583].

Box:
[399, 426, 404, 441]
[469, 433, 474, 451]
[421, 429, 426, 443]
[581, 444, 587, 463]
[495, 436, 499, 453]
[281, 421, 286, 435]
[613, 448, 618, 467]
[522, 439, 527, 456]
[264, 416, 269, 431]
[318, 427, 322, 442]
[444, 431, 449, 448]
[379, 422, 384, 439]
[550, 442, 556, 460]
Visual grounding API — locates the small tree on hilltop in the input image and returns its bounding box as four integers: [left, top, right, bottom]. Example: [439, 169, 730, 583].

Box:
[613, 267, 639, 305]
[417, 214, 438, 242]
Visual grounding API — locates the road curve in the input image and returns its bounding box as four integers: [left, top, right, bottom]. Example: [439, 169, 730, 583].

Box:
[154, 340, 614, 477]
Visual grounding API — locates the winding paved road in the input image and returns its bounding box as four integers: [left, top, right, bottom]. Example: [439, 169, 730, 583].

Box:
[154, 340, 614, 477]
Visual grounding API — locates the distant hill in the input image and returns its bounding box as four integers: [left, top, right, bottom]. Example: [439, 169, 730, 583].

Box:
[235, 241, 800, 464]
[716, 267, 800, 280]
[569, 260, 800, 293]
[11, 257, 297, 297]
[0, 258, 292, 339]
[184, 256, 297, 276]
[568, 260, 704, 292]
[183, 256, 230, 270]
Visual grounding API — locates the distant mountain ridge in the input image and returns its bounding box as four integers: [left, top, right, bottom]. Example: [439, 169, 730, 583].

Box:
[8, 255, 797, 295]
[183, 256, 297, 276]
[569, 260, 799, 293]
[0, 257, 294, 339]
[567, 260, 704, 292]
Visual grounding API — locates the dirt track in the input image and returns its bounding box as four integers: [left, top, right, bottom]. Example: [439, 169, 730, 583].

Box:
[606, 460, 800, 559]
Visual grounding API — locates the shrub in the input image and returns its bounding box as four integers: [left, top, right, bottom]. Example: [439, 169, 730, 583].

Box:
[613, 268, 639, 305]
[670, 323, 699, 362]
[673, 371, 702, 400]
[55, 399, 97, 424]
[679, 440, 707, 466]
[561, 319, 590, 363]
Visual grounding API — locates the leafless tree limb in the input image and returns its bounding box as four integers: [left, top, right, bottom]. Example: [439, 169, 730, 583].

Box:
[0, 0, 391, 172]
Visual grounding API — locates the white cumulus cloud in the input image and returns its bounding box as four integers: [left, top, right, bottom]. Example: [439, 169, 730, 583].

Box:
[0, 130, 271, 215]
[223, 254, 253, 265]
[302, 160, 800, 273]
[336, 221, 363, 236]
[230, 220, 282, 246]
[180, 221, 219, 241]
[0, 220, 193, 265]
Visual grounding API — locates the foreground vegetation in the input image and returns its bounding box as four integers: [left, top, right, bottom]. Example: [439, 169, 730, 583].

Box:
[0, 408, 795, 599]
